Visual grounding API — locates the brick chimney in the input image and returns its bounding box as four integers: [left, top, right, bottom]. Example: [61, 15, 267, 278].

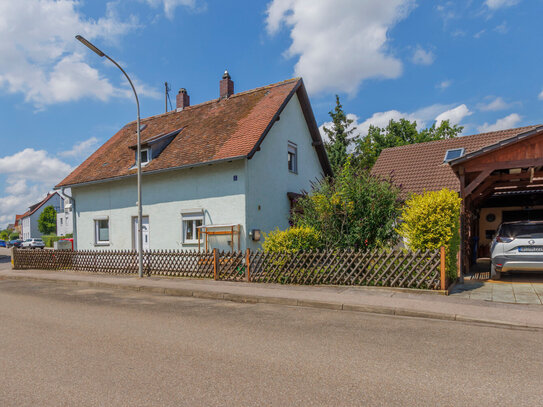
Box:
[220, 70, 234, 99]
[176, 88, 190, 111]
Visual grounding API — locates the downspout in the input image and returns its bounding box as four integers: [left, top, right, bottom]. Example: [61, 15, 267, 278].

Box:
[61, 188, 77, 250]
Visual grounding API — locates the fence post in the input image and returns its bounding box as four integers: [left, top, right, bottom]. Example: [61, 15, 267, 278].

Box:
[213, 248, 218, 281]
[11, 247, 16, 269]
[440, 246, 446, 291]
[245, 248, 251, 282]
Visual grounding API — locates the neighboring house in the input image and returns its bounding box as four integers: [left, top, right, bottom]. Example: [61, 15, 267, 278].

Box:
[56, 192, 74, 237]
[20, 192, 62, 240]
[372, 125, 543, 272]
[55, 74, 332, 251]
[13, 214, 23, 235]
[6, 224, 15, 232]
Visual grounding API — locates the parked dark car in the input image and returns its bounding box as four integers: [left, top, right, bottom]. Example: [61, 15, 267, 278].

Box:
[7, 239, 23, 248]
[0, 240, 5, 247]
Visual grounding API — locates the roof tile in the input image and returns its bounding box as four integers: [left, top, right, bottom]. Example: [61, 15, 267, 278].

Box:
[371, 125, 540, 195]
[57, 78, 301, 188]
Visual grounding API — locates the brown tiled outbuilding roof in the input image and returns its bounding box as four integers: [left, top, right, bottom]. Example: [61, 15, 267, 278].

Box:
[57, 78, 331, 188]
[371, 125, 540, 195]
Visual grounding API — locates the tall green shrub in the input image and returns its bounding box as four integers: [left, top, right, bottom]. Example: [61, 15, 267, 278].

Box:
[293, 158, 402, 250]
[397, 188, 461, 280]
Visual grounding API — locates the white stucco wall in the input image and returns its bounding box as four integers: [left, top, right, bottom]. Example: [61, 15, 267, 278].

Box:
[73, 160, 247, 251]
[245, 93, 325, 250]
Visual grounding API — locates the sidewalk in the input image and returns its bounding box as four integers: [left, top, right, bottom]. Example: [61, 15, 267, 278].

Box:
[1, 266, 542, 330]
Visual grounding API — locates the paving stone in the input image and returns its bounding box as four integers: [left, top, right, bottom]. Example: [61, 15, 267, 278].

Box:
[468, 291, 493, 301]
[491, 293, 517, 304]
[513, 294, 542, 305]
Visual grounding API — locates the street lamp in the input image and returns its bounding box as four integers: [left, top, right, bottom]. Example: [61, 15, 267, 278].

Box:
[76, 35, 144, 278]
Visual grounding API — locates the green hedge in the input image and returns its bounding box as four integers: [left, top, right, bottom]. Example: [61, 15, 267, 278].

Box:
[41, 235, 63, 248]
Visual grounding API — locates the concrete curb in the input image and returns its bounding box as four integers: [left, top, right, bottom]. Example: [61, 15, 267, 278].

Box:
[1, 273, 541, 331]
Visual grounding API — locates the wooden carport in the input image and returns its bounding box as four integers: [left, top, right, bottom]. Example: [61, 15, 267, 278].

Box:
[449, 126, 543, 279]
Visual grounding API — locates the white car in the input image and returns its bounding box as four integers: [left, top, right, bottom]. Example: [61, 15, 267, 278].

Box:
[21, 238, 46, 249]
[490, 221, 543, 279]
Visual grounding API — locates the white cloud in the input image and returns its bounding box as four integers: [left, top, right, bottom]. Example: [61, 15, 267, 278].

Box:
[538, 89, 543, 100]
[437, 80, 452, 90]
[477, 113, 522, 133]
[0, 1, 163, 108]
[143, 0, 199, 19]
[412, 46, 435, 65]
[59, 137, 100, 158]
[435, 104, 472, 126]
[266, 0, 415, 95]
[485, 0, 520, 10]
[477, 96, 510, 111]
[0, 149, 72, 183]
[0, 148, 74, 228]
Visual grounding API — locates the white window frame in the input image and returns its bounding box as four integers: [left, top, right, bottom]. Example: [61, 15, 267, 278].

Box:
[182, 211, 204, 244]
[94, 217, 110, 245]
[443, 148, 464, 163]
[288, 141, 298, 174]
[131, 148, 151, 169]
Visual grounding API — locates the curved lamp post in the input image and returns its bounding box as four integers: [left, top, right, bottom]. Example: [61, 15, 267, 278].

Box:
[76, 35, 144, 278]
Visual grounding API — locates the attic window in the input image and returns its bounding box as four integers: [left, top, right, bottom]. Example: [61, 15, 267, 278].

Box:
[443, 148, 464, 163]
[132, 148, 150, 169]
[140, 148, 150, 164]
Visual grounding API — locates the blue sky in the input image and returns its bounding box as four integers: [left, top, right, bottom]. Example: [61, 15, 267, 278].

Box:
[1, 0, 542, 228]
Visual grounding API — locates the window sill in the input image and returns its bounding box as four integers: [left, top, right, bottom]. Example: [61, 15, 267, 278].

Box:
[183, 241, 202, 245]
[94, 242, 110, 247]
[289, 170, 298, 175]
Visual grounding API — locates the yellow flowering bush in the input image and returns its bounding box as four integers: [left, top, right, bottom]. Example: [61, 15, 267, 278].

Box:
[397, 188, 461, 280]
[263, 226, 322, 253]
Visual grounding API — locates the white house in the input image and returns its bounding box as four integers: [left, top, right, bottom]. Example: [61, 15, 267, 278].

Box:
[56, 191, 74, 237]
[20, 192, 62, 240]
[55, 74, 332, 251]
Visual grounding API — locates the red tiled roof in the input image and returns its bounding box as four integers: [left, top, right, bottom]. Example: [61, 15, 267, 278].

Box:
[21, 192, 59, 219]
[371, 125, 540, 195]
[57, 78, 331, 188]
[14, 214, 23, 227]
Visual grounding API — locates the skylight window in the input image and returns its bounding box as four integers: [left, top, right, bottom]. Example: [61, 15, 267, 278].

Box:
[443, 148, 464, 163]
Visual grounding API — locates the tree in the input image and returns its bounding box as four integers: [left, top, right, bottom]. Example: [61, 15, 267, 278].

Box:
[354, 119, 463, 170]
[38, 205, 57, 235]
[323, 95, 356, 174]
[293, 158, 402, 250]
[0, 230, 8, 240]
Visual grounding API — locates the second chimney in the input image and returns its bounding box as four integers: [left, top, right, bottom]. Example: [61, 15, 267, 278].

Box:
[176, 88, 190, 111]
[220, 70, 234, 99]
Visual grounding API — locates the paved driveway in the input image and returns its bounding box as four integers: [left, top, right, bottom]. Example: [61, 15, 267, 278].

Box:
[450, 278, 543, 304]
[451, 261, 543, 304]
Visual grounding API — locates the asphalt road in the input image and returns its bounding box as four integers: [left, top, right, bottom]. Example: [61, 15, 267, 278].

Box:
[1, 278, 542, 406]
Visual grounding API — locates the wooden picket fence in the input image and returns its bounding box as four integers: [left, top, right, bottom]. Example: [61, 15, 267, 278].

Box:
[11, 247, 447, 290]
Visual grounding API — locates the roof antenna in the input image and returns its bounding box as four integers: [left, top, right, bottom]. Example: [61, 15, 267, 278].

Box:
[165, 82, 173, 113]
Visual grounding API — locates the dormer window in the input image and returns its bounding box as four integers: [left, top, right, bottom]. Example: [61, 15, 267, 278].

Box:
[140, 148, 150, 165]
[443, 148, 464, 163]
[128, 127, 183, 170]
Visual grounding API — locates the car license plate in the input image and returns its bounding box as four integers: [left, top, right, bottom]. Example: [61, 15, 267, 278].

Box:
[518, 247, 543, 252]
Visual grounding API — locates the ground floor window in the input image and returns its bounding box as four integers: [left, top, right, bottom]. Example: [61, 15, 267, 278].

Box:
[94, 219, 109, 244]
[182, 212, 204, 244]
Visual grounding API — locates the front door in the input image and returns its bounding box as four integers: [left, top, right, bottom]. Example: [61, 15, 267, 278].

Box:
[133, 216, 150, 251]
